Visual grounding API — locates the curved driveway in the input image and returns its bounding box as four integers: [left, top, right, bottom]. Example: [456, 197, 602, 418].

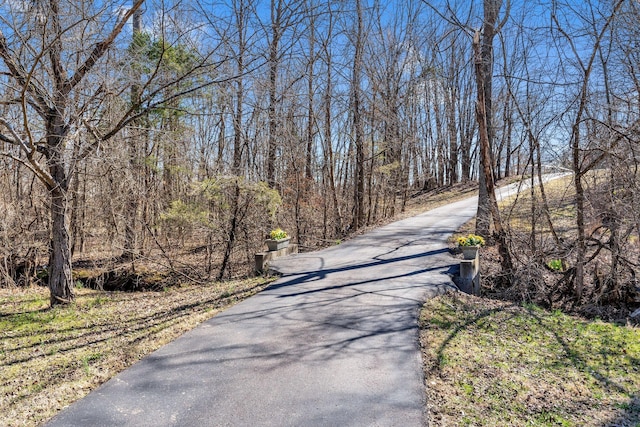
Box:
[46, 178, 552, 427]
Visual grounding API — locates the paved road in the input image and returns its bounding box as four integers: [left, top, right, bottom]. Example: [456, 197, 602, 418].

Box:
[46, 178, 563, 427]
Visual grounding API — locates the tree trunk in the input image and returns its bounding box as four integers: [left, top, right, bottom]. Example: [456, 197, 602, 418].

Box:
[219, 0, 248, 280]
[122, 6, 144, 260]
[48, 164, 74, 305]
[70, 161, 81, 256]
[219, 182, 241, 281]
[0, 0, 149, 306]
[473, 28, 513, 272]
[552, 0, 625, 300]
[573, 134, 586, 300]
[352, 0, 365, 230]
[476, 167, 491, 236]
[323, 20, 342, 235]
[266, 0, 283, 188]
[475, 0, 504, 237]
[434, 90, 445, 186]
[305, 13, 315, 181]
[446, 85, 458, 185]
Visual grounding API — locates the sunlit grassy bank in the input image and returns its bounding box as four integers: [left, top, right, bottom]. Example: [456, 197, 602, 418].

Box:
[420, 293, 640, 427]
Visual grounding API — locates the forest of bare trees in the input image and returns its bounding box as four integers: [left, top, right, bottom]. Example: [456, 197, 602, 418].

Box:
[0, 0, 638, 312]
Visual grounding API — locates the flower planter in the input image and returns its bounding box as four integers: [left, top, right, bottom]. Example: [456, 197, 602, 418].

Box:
[266, 237, 290, 252]
[461, 245, 480, 260]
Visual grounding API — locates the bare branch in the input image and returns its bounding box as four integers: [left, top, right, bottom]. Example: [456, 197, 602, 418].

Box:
[0, 150, 54, 190]
[0, 132, 16, 145]
[0, 30, 49, 116]
[496, 0, 510, 33]
[421, 0, 474, 36]
[64, 0, 145, 94]
[0, 117, 32, 155]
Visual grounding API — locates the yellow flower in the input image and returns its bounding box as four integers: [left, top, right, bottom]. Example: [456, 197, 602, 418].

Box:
[457, 234, 485, 247]
[269, 228, 288, 240]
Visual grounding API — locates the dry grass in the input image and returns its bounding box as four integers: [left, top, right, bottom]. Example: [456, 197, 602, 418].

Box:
[489, 171, 640, 312]
[423, 172, 640, 426]
[0, 278, 272, 427]
[500, 170, 612, 238]
[7, 176, 636, 427]
[0, 181, 483, 427]
[420, 292, 640, 427]
[501, 174, 577, 235]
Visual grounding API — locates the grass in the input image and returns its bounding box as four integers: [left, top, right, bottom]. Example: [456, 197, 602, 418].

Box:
[427, 171, 640, 426]
[500, 171, 611, 238]
[420, 292, 640, 426]
[4, 176, 638, 426]
[0, 181, 482, 426]
[501, 174, 577, 235]
[0, 278, 272, 427]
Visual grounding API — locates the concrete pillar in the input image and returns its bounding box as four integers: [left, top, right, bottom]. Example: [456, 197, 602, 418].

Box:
[459, 251, 480, 295]
[255, 244, 298, 274]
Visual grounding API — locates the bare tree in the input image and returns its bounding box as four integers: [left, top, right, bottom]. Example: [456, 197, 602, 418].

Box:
[551, 0, 625, 299]
[319, 0, 342, 236]
[351, 0, 365, 230]
[0, 0, 218, 304]
[219, 0, 253, 280]
[473, 0, 509, 242]
[122, 5, 145, 261]
[0, 1, 147, 304]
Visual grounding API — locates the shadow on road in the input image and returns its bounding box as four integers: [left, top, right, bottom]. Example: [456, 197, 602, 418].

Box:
[267, 247, 453, 293]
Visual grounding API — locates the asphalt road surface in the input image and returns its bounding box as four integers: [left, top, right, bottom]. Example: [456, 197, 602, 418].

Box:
[46, 176, 565, 427]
